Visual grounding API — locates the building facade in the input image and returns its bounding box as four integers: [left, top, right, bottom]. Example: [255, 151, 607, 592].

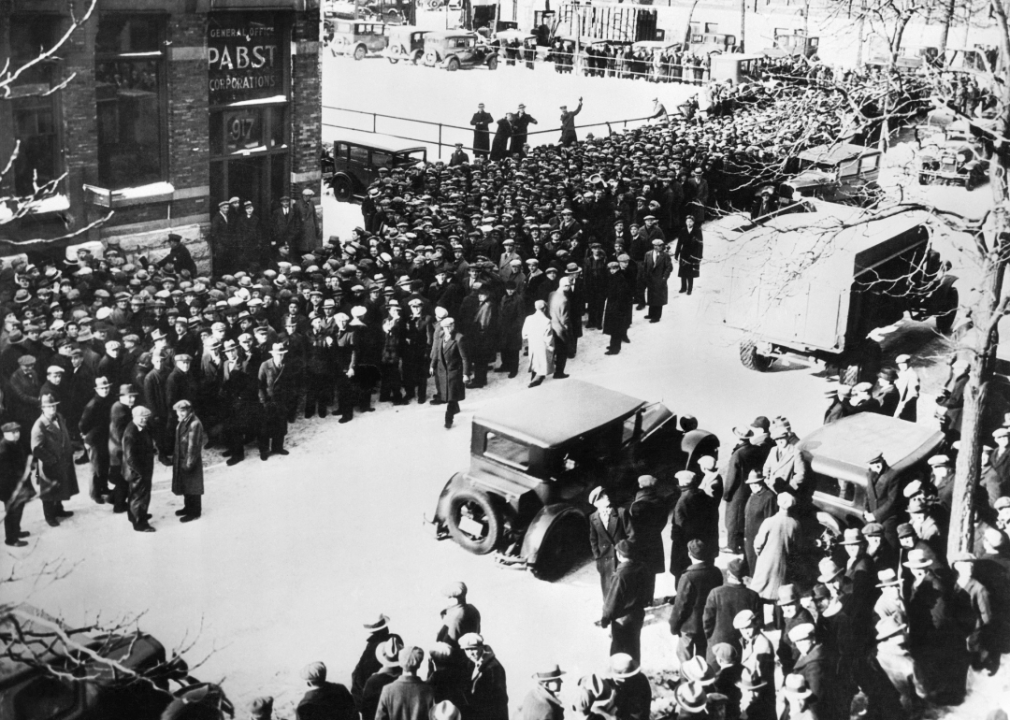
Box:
[0, 0, 321, 266]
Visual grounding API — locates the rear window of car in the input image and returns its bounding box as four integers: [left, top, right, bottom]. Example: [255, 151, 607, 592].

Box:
[484, 432, 530, 469]
[811, 472, 856, 503]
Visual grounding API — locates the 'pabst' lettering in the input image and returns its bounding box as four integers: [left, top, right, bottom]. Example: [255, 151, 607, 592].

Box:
[208, 44, 278, 71]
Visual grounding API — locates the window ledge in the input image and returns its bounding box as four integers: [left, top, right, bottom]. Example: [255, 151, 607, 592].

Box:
[85, 182, 175, 208]
[0, 193, 71, 222]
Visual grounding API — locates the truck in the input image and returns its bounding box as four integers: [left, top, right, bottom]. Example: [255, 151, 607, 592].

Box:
[428, 380, 718, 581]
[724, 204, 961, 383]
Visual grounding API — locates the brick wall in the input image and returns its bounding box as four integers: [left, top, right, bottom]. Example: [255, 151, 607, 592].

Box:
[290, 8, 321, 197]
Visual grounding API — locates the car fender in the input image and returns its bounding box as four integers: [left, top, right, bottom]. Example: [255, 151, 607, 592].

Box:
[432, 472, 468, 525]
[682, 429, 720, 469]
[926, 273, 958, 314]
[520, 503, 588, 565]
[443, 53, 458, 66]
[816, 510, 846, 536]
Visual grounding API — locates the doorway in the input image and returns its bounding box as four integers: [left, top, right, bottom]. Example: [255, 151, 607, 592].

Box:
[210, 154, 288, 218]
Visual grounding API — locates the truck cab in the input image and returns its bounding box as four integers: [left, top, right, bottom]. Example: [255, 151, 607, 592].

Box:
[781, 142, 883, 207]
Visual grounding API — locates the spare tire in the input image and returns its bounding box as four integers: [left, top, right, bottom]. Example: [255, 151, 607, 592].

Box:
[446, 488, 501, 555]
[530, 513, 589, 581]
[739, 339, 773, 372]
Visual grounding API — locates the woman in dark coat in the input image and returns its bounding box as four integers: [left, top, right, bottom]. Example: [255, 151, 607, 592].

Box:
[490, 115, 513, 162]
[602, 262, 633, 355]
[674, 214, 704, 295]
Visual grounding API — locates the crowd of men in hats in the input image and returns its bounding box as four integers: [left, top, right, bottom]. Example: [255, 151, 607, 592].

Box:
[578, 344, 1010, 719]
[230, 581, 653, 720]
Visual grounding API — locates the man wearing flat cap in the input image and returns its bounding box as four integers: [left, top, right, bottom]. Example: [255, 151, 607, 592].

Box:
[123, 405, 156, 532]
[155, 232, 197, 277]
[78, 376, 114, 505]
[297, 661, 356, 720]
[670, 470, 709, 578]
[172, 399, 206, 522]
[31, 392, 78, 527]
[374, 647, 434, 720]
[642, 237, 672, 323]
[271, 195, 299, 259]
[0, 421, 33, 546]
[601, 538, 651, 661]
[459, 633, 509, 720]
[437, 581, 482, 652]
[863, 450, 901, 556]
[9, 355, 42, 443]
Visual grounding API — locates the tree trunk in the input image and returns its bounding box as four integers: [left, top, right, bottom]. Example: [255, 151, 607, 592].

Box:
[683, 0, 700, 45]
[937, 0, 957, 55]
[739, 0, 746, 52]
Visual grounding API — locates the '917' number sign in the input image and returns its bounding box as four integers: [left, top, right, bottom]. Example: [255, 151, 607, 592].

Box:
[225, 110, 262, 153]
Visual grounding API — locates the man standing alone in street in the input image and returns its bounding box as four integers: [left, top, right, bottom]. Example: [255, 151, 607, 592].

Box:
[430, 318, 471, 429]
[548, 276, 576, 380]
[0, 422, 33, 546]
[31, 393, 77, 528]
[123, 405, 156, 532]
[601, 539, 651, 662]
[470, 103, 493, 158]
[172, 399, 206, 523]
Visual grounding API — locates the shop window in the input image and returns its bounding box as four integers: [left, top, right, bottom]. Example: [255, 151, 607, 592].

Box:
[95, 15, 166, 189]
[9, 17, 61, 197]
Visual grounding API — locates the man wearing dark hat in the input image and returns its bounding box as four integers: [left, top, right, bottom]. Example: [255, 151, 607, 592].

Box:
[601, 538, 652, 661]
[702, 557, 762, 665]
[589, 486, 628, 599]
[123, 405, 156, 532]
[271, 196, 300, 259]
[0, 421, 33, 546]
[154, 233, 198, 277]
[78, 376, 114, 504]
[166, 353, 195, 449]
[469, 103, 493, 158]
[210, 200, 234, 275]
[874, 368, 901, 416]
[518, 664, 564, 720]
[31, 392, 78, 527]
[362, 637, 406, 720]
[353, 614, 402, 713]
[9, 355, 41, 446]
[258, 342, 294, 459]
[297, 661, 356, 720]
[863, 450, 901, 556]
[669, 470, 708, 578]
[108, 383, 138, 513]
[723, 418, 774, 553]
[172, 399, 206, 522]
[670, 538, 723, 663]
[743, 470, 776, 575]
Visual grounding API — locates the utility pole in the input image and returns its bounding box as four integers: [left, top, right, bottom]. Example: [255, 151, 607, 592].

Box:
[574, 0, 581, 74]
[740, 0, 746, 51]
[937, 0, 957, 55]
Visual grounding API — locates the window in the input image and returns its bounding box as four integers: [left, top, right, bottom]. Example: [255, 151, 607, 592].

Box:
[9, 17, 61, 196]
[859, 155, 879, 173]
[349, 145, 370, 165]
[484, 432, 530, 469]
[622, 413, 640, 445]
[811, 472, 855, 503]
[95, 15, 166, 188]
[334, 142, 349, 160]
[372, 151, 391, 169]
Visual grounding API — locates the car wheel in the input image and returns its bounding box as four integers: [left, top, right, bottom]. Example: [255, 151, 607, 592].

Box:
[446, 488, 502, 555]
[840, 362, 863, 386]
[488, 55, 499, 70]
[447, 56, 460, 71]
[739, 339, 773, 372]
[353, 44, 367, 60]
[389, 45, 401, 63]
[966, 173, 976, 192]
[935, 286, 959, 334]
[331, 176, 354, 202]
[424, 50, 439, 66]
[530, 514, 589, 581]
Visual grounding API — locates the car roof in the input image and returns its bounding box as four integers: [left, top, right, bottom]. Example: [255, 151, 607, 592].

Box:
[328, 129, 427, 155]
[798, 143, 881, 163]
[473, 380, 645, 448]
[425, 30, 477, 40]
[797, 413, 944, 486]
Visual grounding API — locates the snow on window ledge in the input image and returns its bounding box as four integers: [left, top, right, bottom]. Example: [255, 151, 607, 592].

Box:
[0, 193, 71, 222]
[84, 182, 175, 208]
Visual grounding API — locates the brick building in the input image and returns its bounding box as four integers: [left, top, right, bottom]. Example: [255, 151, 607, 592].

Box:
[0, 0, 321, 268]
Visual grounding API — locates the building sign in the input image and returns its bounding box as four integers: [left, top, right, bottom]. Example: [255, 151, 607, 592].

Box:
[224, 109, 264, 153]
[208, 12, 284, 105]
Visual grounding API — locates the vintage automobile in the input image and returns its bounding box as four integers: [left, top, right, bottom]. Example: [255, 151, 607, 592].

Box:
[709, 52, 765, 84]
[797, 412, 945, 544]
[724, 204, 961, 382]
[428, 380, 719, 581]
[0, 606, 222, 720]
[384, 25, 430, 63]
[329, 20, 389, 60]
[323, 129, 427, 202]
[918, 120, 989, 191]
[422, 30, 500, 70]
[779, 142, 883, 207]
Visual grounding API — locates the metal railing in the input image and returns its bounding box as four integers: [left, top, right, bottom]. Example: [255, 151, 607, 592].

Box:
[322, 105, 662, 158]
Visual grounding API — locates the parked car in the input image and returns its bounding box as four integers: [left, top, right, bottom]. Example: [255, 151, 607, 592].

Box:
[422, 30, 499, 71]
[919, 120, 989, 191]
[724, 203, 961, 382]
[779, 142, 883, 207]
[428, 380, 718, 580]
[709, 52, 765, 84]
[798, 412, 944, 545]
[0, 606, 221, 720]
[329, 20, 388, 60]
[323, 130, 427, 202]
[384, 25, 430, 63]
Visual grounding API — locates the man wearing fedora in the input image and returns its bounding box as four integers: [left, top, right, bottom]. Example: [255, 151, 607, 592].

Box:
[669, 470, 710, 579]
[517, 664, 564, 720]
[607, 654, 651, 720]
[722, 419, 774, 554]
[258, 342, 293, 460]
[736, 668, 774, 720]
[362, 637, 406, 720]
[353, 614, 401, 713]
[669, 538, 722, 663]
[789, 623, 834, 720]
[31, 392, 78, 528]
[375, 647, 434, 720]
[297, 661, 356, 720]
[742, 470, 775, 575]
[601, 539, 651, 661]
[775, 584, 814, 675]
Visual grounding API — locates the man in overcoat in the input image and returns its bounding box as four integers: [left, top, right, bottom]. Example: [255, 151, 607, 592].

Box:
[0, 421, 33, 546]
[459, 633, 508, 720]
[669, 539, 723, 663]
[31, 392, 78, 527]
[430, 318, 471, 429]
[670, 470, 710, 578]
[469, 104, 493, 158]
[603, 261, 632, 355]
[589, 486, 627, 600]
[601, 539, 652, 662]
[643, 239, 672, 322]
[863, 451, 901, 556]
[703, 558, 762, 665]
[78, 375, 114, 504]
[258, 342, 294, 460]
[559, 98, 583, 145]
[123, 405, 156, 532]
[548, 277, 576, 379]
[172, 399, 206, 522]
[627, 474, 667, 601]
